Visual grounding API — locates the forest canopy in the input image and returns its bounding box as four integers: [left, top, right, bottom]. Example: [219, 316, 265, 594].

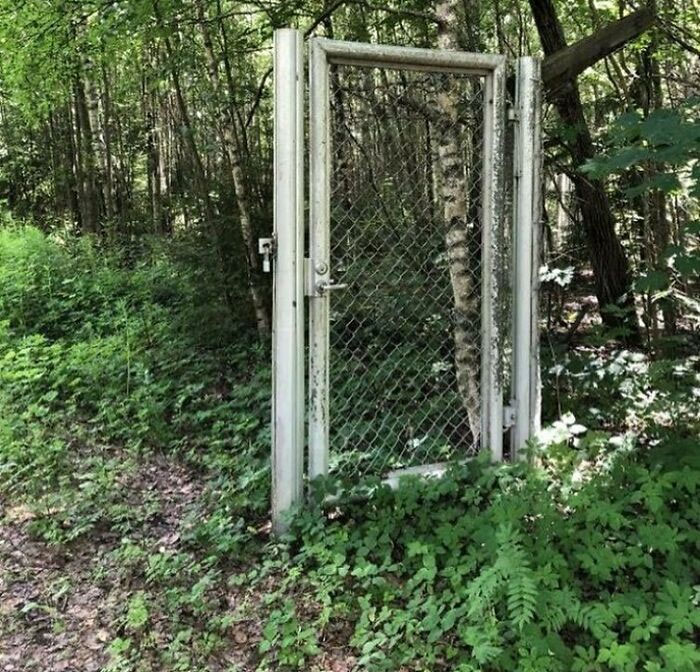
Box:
[0, 0, 697, 337]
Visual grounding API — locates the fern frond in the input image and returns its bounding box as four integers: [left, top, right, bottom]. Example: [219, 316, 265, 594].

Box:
[507, 571, 538, 630]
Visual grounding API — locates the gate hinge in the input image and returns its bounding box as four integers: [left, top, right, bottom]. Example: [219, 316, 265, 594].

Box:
[507, 106, 519, 123]
[503, 404, 516, 430]
[258, 237, 275, 273]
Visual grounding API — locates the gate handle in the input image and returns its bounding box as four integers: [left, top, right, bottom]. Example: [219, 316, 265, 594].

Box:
[318, 281, 348, 293]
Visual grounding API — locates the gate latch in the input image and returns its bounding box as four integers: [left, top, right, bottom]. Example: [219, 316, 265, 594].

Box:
[258, 237, 274, 273]
[318, 280, 348, 293]
[304, 258, 348, 297]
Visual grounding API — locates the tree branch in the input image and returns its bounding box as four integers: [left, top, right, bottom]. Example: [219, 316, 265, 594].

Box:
[542, 8, 655, 93]
[245, 66, 272, 129]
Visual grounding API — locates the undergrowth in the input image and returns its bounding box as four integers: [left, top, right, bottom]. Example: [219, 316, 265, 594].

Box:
[0, 225, 271, 545]
[0, 225, 698, 671]
[270, 450, 699, 671]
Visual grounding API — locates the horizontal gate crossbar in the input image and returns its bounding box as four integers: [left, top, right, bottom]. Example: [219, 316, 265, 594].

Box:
[315, 37, 505, 74]
[321, 458, 481, 508]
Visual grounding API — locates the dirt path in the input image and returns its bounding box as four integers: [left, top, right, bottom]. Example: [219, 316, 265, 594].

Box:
[0, 452, 361, 672]
[0, 457, 213, 671]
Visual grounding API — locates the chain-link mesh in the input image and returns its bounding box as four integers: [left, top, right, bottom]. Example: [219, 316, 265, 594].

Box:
[326, 65, 488, 479]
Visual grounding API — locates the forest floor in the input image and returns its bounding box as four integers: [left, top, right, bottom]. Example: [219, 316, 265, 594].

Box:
[0, 450, 357, 672]
[1, 457, 168, 670]
[1, 229, 698, 672]
[1, 455, 199, 671]
[0, 454, 267, 672]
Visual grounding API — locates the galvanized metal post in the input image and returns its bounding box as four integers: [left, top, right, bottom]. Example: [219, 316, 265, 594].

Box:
[512, 57, 542, 458]
[272, 29, 304, 533]
[308, 39, 331, 479]
[528, 58, 543, 446]
[481, 59, 507, 462]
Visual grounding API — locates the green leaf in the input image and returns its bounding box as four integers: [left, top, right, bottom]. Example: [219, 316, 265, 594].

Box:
[624, 173, 682, 197]
[635, 270, 669, 292]
[659, 641, 700, 671]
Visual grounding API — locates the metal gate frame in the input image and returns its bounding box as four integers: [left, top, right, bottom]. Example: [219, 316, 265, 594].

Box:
[271, 29, 541, 533]
[511, 57, 543, 456]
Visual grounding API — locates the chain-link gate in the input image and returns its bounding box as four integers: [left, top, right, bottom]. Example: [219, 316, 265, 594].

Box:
[270, 31, 541, 532]
[325, 67, 485, 481]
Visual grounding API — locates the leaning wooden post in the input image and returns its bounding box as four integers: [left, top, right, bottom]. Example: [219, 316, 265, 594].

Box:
[272, 29, 304, 534]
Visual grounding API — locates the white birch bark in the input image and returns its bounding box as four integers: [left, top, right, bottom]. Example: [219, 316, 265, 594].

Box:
[436, 0, 481, 442]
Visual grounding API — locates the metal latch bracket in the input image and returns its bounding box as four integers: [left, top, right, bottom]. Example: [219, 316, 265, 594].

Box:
[304, 258, 347, 297]
[304, 258, 319, 297]
[258, 237, 274, 273]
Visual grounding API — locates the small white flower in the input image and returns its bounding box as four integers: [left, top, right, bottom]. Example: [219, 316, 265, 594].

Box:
[561, 412, 576, 426]
[431, 361, 451, 374]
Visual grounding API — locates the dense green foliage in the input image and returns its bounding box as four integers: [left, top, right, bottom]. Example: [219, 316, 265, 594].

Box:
[1, 227, 698, 670]
[0, 225, 271, 542]
[583, 102, 700, 311]
[282, 454, 699, 671]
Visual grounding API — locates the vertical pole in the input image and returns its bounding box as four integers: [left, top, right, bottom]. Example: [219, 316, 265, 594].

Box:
[308, 39, 330, 478]
[294, 33, 306, 485]
[481, 60, 506, 462]
[272, 29, 304, 534]
[529, 60, 543, 444]
[512, 57, 542, 458]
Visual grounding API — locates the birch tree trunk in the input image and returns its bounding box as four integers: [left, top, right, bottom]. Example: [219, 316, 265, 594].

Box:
[196, 0, 271, 338]
[436, 0, 481, 443]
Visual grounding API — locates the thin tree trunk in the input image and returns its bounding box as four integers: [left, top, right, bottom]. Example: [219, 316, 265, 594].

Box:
[529, 0, 640, 339]
[436, 0, 481, 443]
[644, 0, 675, 334]
[63, 103, 81, 226]
[143, 61, 163, 233]
[74, 74, 100, 233]
[86, 74, 105, 221]
[196, 0, 270, 337]
[152, 0, 235, 313]
[47, 112, 65, 215]
[159, 95, 172, 233]
[72, 85, 87, 231]
[100, 60, 116, 219]
[113, 105, 128, 220]
[152, 2, 214, 226]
